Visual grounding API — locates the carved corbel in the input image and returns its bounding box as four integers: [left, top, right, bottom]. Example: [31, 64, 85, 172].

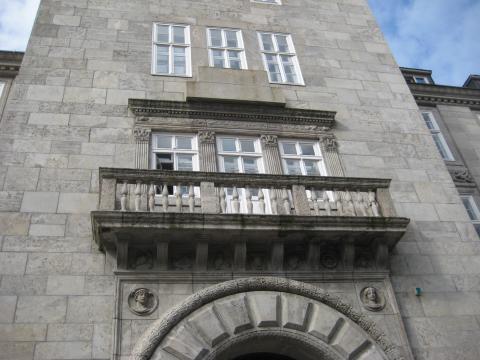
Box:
[319, 133, 338, 152]
[134, 127, 151, 142]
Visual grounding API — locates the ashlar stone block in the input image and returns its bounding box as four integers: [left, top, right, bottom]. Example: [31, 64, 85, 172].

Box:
[15, 296, 67, 323]
[21, 192, 59, 213]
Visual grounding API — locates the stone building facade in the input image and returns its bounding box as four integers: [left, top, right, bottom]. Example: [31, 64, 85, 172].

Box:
[0, 51, 23, 120]
[401, 67, 480, 238]
[0, 0, 479, 360]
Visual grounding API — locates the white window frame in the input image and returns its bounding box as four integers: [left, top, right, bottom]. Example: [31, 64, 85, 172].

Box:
[251, 0, 282, 5]
[461, 195, 480, 236]
[257, 32, 304, 85]
[217, 136, 265, 174]
[207, 28, 247, 70]
[413, 76, 430, 84]
[151, 133, 199, 171]
[152, 23, 192, 77]
[421, 111, 455, 161]
[278, 139, 327, 176]
[216, 136, 269, 214]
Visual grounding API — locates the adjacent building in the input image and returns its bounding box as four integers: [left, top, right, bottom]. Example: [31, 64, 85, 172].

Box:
[0, 1, 479, 360]
[0, 51, 23, 119]
[402, 67, 480, 236]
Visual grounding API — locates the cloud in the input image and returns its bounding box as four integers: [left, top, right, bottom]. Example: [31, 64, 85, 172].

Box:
[369, 0, 480, 86]
[0, 0, 41, 51]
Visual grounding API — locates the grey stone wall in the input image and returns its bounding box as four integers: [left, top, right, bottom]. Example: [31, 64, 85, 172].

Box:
[0, 0, 478, 359]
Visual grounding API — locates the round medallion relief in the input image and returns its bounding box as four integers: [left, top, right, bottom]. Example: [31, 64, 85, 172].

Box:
[360, 286, 386, 312]
[128, 288, 158, 316]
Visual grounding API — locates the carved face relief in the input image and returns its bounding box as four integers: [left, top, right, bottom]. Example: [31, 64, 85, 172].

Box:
[128, 288, 158, 316]
[320, 248, 339, 269]
[360, 286, 386, 312]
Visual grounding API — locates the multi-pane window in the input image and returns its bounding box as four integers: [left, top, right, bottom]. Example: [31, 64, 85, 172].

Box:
[152, 133, 198, 171]
[421, 112, 454, 161]
[279, 140, 326, 176]
[152, 24, 191, 76]
[208, 28, 247, 70]
[217, 137, 267, 213]
[217, 137, 264, 174]
[258, 32, 304, 85]
[461, 195, 480, 236]
[252, 0, 281, 4]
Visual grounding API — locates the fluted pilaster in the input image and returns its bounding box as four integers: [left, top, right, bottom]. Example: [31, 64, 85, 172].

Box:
[198, 130, 217, 172]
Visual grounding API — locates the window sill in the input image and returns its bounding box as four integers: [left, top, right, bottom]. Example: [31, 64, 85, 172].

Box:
[151, 73, 192, 78]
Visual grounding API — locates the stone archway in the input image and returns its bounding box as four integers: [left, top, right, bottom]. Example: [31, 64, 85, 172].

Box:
[131, 277, 403, 360]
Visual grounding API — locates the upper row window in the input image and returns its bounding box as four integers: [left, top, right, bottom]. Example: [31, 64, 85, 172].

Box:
[152, 24, 303, 85]
[153, 24, 191, 77]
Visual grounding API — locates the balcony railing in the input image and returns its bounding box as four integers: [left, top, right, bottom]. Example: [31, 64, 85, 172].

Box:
[93, 168, 408, 273]
[98, 168, 395, 218]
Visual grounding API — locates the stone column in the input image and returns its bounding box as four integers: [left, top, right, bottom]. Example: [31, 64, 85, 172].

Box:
[134, 127, 151, 169]
[198, 130, 217, 172]
[319, 133, 344, 177]
[260, 135, 283, 174]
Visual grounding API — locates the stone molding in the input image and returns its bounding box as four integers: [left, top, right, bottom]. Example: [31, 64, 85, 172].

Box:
[408, 83, 480, 109]
[129, 99, 336, 128]
[131, 277, 403, 360]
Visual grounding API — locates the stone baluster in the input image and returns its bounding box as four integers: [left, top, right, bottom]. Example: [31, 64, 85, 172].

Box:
[219, 187, 227, 213]
[323, 190, 331, 216]
[148, 183, 155, 212]
[258, 188, 265, 214]
[120, 181, 128, 211]
[175, 183, 182, 212]
[245, 187, 253, 214]
[282, 188, 291, 215]
[232, 186, 240, 214]
[344, 191, 355, 216]
[270, 188, 278, 215]
[369, 191, 380, 217]
[188, 184, 195, 213]
[161, 184, 169, 212]
[356, 191, 368, 216]
[311, 188, 319, 215]
[134, 181, 142, 212]
[334, 191, 343, 216]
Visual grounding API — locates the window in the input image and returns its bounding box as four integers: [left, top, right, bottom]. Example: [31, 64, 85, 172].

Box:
[258, 32, 304, 85]
[413, 76, 430, 84]
[461, 195, 480, 236]
[217, 136, 268, 213]
[0, 82, 5, 98]
[152, 133, 198, 171]
[421, 112, 454, 161]
[279, 140, 326, 176]
[152, 24, 191, 76]
[252, 0, 281, 4]
[217, 137, 264, 174]
[208, 28, 247, 70]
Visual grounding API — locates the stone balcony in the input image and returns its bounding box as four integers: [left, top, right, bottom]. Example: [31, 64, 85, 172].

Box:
[91, 168, 409, 275]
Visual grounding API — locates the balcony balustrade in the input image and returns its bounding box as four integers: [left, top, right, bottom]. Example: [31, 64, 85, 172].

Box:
[92, 168, 409, 274]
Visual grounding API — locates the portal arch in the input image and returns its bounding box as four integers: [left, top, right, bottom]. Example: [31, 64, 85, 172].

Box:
[131, 277, 403, 360]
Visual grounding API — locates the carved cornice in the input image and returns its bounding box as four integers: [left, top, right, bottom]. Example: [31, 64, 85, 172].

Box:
[130, 99, 336, 128]
[133, 127, 151, 142]
[0, 51, 23, 77]
[198, 130, 215, 144]
[260, 134, 278, 147]
[408, 83, 480, 109]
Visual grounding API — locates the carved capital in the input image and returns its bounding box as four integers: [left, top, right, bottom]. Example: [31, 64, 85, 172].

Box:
[134, 127, 151, 142]
[260, 134, 278, 147]
[451, 168, 475, 184]
[320, 134, 338, 152]
[198, 130, 215, 144]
